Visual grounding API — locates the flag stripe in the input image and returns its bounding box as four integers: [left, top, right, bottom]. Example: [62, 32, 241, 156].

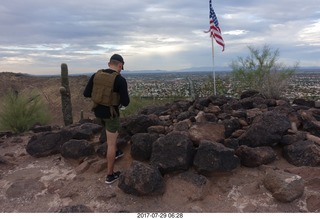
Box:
[209, 0, 225, 51]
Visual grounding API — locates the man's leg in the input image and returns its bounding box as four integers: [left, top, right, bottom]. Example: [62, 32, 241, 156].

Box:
[106, 130, 118, 175]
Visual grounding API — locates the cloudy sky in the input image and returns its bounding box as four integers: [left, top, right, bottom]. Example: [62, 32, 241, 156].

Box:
[1, 0, 319, 75]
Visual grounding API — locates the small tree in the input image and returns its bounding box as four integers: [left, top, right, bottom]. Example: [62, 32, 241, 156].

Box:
[0, 90, 52, 133]
[230, 45, 298, 98]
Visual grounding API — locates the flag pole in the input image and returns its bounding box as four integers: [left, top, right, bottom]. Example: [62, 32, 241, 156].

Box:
[211, 37, 216, 95]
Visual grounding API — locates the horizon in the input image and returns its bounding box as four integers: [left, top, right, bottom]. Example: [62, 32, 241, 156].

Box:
[2, 65, 320, 77]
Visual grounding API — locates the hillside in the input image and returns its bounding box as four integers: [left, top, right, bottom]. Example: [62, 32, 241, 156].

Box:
[1, 72, 320, 213]
[0, 72, 94, 126]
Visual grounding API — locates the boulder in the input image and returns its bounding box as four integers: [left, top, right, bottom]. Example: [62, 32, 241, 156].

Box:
[69, 123, 103, 140]
[131, 133, 159, 161]
[235, 145, 277, 167]
[283, 140, 320, 166]
[60, 139, 95, 159]
[118, 161, 165, 196]
[163, 171, 210, 203]
[122, 115, 160, 135]
[193, 140, 240, 174]
[26, 130, 73, 157]
[150, 131, 195, 174]
[238, 111, 291, 147]
[264, 169, 305, 202]
[189, 122, 225, 145]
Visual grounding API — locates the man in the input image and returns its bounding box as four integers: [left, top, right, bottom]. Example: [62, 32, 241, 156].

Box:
[83, 54, 130, 184]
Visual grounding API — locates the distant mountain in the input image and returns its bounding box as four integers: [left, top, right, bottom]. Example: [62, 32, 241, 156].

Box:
[5, 65, 320, 77]
[178, 66, 232, 72]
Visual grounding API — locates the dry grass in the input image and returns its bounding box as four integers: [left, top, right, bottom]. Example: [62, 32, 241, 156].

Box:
[0, 72, 94, 127]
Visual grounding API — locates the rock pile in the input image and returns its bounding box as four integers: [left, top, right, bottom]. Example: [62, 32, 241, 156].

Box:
[15, 91, 320, 202]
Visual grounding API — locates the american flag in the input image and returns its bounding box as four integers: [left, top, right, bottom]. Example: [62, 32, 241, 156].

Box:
[209, 0, 225, 51]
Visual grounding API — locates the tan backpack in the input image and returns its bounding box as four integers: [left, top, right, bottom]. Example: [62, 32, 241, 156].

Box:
[91, 70, 120, 107]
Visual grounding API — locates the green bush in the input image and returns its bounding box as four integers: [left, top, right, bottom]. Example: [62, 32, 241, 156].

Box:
[230, 45, 298, 98]
[0, 90, 52, 133]
[200, 74, 231, 97]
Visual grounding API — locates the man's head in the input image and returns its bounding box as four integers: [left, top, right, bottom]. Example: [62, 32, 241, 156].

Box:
[109, 54, 124, 72]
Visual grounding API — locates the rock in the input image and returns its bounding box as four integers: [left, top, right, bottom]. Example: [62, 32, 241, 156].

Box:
[306, 195, 320, 212]
[96, 143, 106, 158]
[26, 130, 73, 157]
[293, 98, 315, 108]
[91, 159, 107, 173]
[204, 104, 221, 114]
[131, 133, 159, 161]
[188, 122, 225, 145]
[118, 161, 165, 196]
[283, 140, 320, 166]
[235, 145, 277, 167]
[59, 204, 93, 213]
[75, 161, 90, 174]
[30, 125, 52, 133]
[147, 125, 166, 134]
[223, 138, 239, 150]
[193, 97, 211, 110]
[173, 120, 191, 132]
[315, 101, 320, 108]
[6, 179, 46, 200]
[150, 131, 195, 174]
[240, 96, 267, 109]
[193, 140, 240, 174]
[0, 155, 9, 165]
[223, 118, 241, 138]
[60, 139, 95, 159]
[208, 95, 233, 106]
[177, 111, 193, 121]
[280, 131, 307, 145]
[245, 108, 264, 122]
[68, 123, 103, 140]
[240, 90, 260, 99]
[122, 115, 160, 135]
[239, 111, 291, 147]
[163, 171, 210, 203]
[264, 169, 305, 202]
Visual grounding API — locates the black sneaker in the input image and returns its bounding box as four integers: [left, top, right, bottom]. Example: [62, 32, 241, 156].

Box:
[115, 149, 124, 160]
[105, 171, 121, 184]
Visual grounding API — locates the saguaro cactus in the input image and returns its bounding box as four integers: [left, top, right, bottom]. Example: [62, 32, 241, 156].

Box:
[60, 63, 73, 126]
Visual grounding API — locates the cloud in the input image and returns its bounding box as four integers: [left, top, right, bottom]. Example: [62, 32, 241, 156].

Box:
[0, 0, 319, 74]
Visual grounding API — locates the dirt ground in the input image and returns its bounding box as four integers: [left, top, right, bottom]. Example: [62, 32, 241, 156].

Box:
[1, 131, 319, 213]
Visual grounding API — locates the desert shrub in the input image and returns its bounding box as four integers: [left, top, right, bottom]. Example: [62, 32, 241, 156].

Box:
[199, 74, 231, 97]
[0, 90, 52, 133]
[230, 45, 298, 98]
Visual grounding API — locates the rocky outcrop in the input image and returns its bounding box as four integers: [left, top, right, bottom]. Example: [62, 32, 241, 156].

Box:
[20, 92, 320, 202]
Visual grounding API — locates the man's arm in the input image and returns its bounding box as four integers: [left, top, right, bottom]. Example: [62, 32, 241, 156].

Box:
[83, 74, 95, 98]
[115, 76, 130, 107]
